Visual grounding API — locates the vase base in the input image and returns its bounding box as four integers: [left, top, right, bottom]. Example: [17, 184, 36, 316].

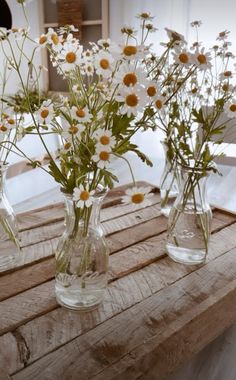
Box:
[166, 243, 206, 265]
[55, 286, 105, 311]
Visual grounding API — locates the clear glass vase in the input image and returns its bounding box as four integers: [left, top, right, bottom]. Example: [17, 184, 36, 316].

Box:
[55, 184, 109, 311]
[0, 163, 21, 270]
[160, 140, 178, 217]
[166, 163, 212, 265]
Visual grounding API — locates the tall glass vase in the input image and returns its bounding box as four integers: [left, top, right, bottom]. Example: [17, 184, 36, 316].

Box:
[160, 140, 178, 217]
[166, 163, 212, 265]
[55, 184, 109, 311]
[0, 163, 21, 270]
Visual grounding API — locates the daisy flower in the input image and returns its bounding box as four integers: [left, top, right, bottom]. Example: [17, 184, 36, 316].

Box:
[37, 100, 55, 125]
[82, 49, 93, 61]
[219, 70, 233, 80]
[119, 44, 145, 60]
[35, 33, 48, 48]
[93, 129, 116, 149]
[61, 121, 85, 141]
[145, 80, 160, 99]
[194, 48, 212, 70]
[58, 42, 83, 72]
[114, 63, 146, 88]
[172, 48, 193, 67]
[83, 62, 94, 77]
[115, 86, 147, 117]
[94, 50, 114, 78]
[121, 186, 153, 209]
[153, 95, 166, 112]
[71, 105, 92, 123]
[47, 28, 62, 51]
[165, 28, 186, 45]
[92, 146, 112, 169]
[73, 185, 95, 209]
[224, 100, 236, 118]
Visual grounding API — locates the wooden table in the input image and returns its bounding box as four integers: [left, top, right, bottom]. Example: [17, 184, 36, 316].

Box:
[1, 182, 236, 380]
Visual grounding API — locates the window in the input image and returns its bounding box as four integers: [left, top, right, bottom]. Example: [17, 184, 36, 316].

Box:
[39, 0, 109, 91]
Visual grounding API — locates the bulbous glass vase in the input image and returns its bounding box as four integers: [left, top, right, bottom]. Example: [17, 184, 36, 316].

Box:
[55, 184, 109, 311]
[166, 163, 212, 265]
[0, 162, 21, 270]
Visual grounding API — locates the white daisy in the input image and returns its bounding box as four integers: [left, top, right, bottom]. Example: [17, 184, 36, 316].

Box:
[172, 48, 193, 67]
[153, 95, 166, 112]
[93, 129, 116, 149]
[58, 42, 83, 72]
[114, 63, 146, 88]
[73, 185, 95, 209]
[92, 146, 112, 169]
[35, 33, 48, 48]
[145, 80, 160, 99]
[83, 62, 94, 77]
[193, 48, 212, 70]
[94, 51, 114, 78]
[115, 86, 147, 117]
[165, 28, 186, 45]
[82, 49, 93, 61]
[219, 70, 233, 81]
[121, 186, 153, 209]
[37, 100, 55, 125]
[47, 28, 62, 51]
[61, 121, 85, 142]
[224, 100, 236, 118]
[119, 44, 145, 60]
[71, 105, 92, 123]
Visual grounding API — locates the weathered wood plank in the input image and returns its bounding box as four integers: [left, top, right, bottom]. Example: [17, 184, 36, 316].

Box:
[1, 222, 236, 375]
[11, 248, 236, 380]
[0, 259, 55, 302]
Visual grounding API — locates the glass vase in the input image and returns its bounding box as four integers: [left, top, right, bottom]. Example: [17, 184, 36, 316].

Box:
[166, 163, 212, 265]
[160, 140, 178, 217]
[55, 184, 109, 311]
[0, 163, 21, 270]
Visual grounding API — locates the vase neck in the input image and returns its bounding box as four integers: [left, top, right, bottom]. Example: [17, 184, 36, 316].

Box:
[63, 184, 107, 235]
[176, 165, 210, 211]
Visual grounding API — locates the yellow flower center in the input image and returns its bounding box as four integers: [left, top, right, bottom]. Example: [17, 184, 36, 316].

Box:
[66, 52, 76, 63]
[123, 45, 137, 56]
[155, 99, 163, 109]
[147, 86, 156, 97]
[64, 142, 71, 150]
[51, 33, 59, 45]
[39, 35, 47, 45]
[76, 109, 86, 118]
[100, 135, 110, 145]
[179, 53, 189, 63]
[191, 87, 197, 94]
[80, 190, 90, 201]
[8, 119, 15, 125]
[99, 151, 110, 161]
[197, 54, 207, 64]
[100, 59, 110, 70]
[0, 125, 8, 132]
[69, 125, 79, 134]
[229, 104, 236, 112]
[11, 28, 19, 33]
[126, 94, 138, 107]
[40, 109, 49, 119]
[123, 73, 137, 87]
[224, 70, 232, 77]
[131, 193, 144, 204]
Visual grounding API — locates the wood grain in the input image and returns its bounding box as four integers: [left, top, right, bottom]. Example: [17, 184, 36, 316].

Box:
[11, 248, 236, 380]
[0, 182, 235, 380]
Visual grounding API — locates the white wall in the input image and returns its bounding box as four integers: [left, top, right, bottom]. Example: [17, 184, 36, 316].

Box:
[0, 0, 43, 95]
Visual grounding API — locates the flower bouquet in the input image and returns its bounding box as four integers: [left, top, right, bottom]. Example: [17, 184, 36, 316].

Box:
[156, 22, 236, 264]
